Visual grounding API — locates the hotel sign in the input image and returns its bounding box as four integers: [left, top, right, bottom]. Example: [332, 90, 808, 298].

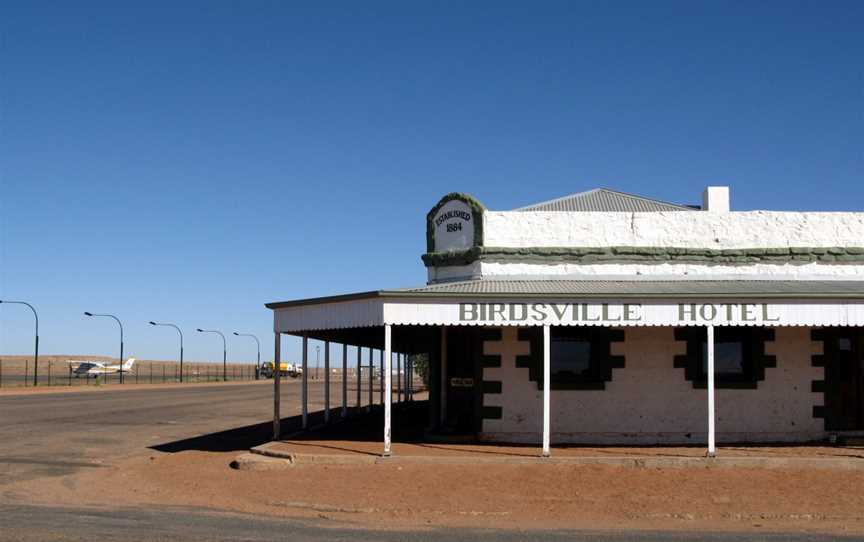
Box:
[458, 302, 781, 325]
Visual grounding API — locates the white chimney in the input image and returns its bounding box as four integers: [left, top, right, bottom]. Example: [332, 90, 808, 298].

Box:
[702, 186, 730, 212]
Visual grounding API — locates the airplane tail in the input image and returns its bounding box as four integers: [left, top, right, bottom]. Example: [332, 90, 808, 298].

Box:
[122, 357, 136, 371]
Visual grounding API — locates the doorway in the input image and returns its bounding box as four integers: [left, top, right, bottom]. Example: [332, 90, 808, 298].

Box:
[823, 328, 864, 431]
[443, 327, 481, 434]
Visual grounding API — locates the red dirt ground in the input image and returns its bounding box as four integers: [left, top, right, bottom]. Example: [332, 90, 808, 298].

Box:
[14, 447, 864, 535]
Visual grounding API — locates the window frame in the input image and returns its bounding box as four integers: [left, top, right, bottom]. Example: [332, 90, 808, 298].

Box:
[674, 327, 776, 389]
[516, 327, 625, 391]
[549, 327, 605, 388]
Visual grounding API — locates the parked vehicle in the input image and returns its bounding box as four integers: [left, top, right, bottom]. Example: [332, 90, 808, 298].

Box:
[69, 357, 136, 378]
[260, 361, 302, 378]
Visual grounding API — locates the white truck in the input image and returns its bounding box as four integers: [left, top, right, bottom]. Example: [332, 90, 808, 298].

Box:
[260, 361, 303, 379]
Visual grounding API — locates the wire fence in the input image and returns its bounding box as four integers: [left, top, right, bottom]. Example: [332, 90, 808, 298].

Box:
[0, 359, 261, 388]
[0, 358, 429, 393]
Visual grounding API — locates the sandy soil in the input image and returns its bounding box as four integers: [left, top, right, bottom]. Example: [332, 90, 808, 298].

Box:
[12, 447, 864, 535]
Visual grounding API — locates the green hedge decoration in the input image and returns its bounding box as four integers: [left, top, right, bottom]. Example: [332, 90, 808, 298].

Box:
[421, 246, 864, 267]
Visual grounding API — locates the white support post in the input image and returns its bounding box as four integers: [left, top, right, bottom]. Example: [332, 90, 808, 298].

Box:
[397, 352, 402, 403]
[542, 324, 551, 458]
[302, 333, 309, 430]
[707, 325, 716, 457]
[341, 343, 348, 418]
[367, 347, 373, 411]
[383, 325, 392, 457]
[324, 341, 330, 424]
[356, 346, 362, 409]
[440, 327, 448, 422]
[407, 356, 413, 401]
[273, 332, 281, 440]
[379, 349, 384, 406]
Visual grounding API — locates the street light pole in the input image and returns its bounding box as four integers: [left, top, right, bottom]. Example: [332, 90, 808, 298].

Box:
[0, 301, 39, 387]
[197, 329, 227, 381]
[233, 332, 260, 380]
[150, 322, 184, 382]
[84, 312, 124, 384]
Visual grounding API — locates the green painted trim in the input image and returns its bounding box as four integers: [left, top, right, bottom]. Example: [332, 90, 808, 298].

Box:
[481, 406, 503, 420]
[426, 193, 486, 253]
[482, 380, 502, 394]
[813, 405, 827, 419]
[422, 246, 864, 268]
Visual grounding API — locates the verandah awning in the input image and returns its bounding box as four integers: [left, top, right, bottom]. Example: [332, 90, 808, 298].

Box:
[266, 279, 864, 332]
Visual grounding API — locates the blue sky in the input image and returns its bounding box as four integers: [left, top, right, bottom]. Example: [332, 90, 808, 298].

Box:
[1, 1, 862, 364]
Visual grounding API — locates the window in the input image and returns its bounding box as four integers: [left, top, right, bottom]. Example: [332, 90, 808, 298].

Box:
[674, 327, 776, 389]
[551, 335, 592, 379]
[548, 327, 624, 389]
[516, 327, 625, 390]
[699, 329, 751, 383]
[708, 340, 745, 375]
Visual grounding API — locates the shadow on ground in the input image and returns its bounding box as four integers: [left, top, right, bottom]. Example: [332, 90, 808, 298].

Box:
[152, 399, 861, 459]
[150, 419, 284, 453]
[150, 401, 429, 454]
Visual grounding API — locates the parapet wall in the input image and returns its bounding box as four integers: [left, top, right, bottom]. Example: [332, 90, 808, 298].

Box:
[483, 211, 864, 249]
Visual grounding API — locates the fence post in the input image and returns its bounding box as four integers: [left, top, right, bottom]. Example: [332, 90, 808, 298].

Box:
[48, 360, 52, 386]
[162, 364, 166, 383]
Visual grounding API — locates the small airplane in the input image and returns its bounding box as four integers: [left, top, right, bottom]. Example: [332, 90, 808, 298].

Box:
[69, 357, 137, 378]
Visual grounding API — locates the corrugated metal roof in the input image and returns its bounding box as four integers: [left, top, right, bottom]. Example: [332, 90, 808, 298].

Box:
[267, 280, 864, 308]
[395, 279, 864, 297]
[515, 188, 697, 212]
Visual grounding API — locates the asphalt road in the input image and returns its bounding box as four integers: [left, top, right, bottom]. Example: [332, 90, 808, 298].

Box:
[1, 503, 859, 542]
[0, 379, 355, 485]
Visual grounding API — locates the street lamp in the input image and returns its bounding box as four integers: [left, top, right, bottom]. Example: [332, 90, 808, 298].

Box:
[233, 332, 260, 380]
[0, 300, 39, 387]
[197, 328, 226, 381]
[150, 322, 184, 382]
[84, 312, 124, 384]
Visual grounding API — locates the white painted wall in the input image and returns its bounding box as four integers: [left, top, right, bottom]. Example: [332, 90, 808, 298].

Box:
[427, 262, 481, 283]
[478, 261, 864, 280]
[481, 326, 824, 444]
[483, 211, 864, 249]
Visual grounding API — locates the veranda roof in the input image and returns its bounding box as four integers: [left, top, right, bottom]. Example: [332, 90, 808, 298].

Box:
[267, 279, 864, 332]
